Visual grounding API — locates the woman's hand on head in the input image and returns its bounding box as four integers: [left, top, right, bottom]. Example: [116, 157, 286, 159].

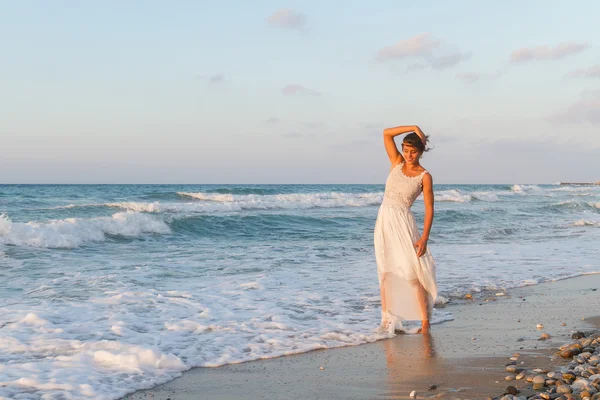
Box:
[415, 126, 427, 146]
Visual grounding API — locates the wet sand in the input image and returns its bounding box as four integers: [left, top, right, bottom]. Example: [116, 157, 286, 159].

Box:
[123, 274, 600, 400]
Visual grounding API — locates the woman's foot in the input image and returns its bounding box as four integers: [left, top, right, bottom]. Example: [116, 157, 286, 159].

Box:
[378, 310, 396, 334]
[420, 320, 430, 334]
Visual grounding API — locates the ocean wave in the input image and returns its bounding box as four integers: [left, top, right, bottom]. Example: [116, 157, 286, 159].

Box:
[572, 219, 599, 227]
[511, 184, 543, 194]
[0, 286, 452, 400]
[178, 192, 385, 209]
[44, 189, 506, 216]
[434, 189, 499, 203]
[201, 187, 280, 195]
[483, 227, 519, 240]
[543, 200, 600, 213]
[0, 212, 170, 249]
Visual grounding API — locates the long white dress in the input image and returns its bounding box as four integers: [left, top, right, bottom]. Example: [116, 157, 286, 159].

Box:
[374, 162, 438, 333]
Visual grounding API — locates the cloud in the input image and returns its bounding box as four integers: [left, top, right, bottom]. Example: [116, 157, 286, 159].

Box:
[265, 117, 280, 124]
[510, 42, 589, 63]
[376, 33, 471, 70]
[376, 33, 440, 61]
[455, 71, 502, 84]
[266, 9, 306, 29]
[282, 84, 321, 96]
[429, 51, 472, 69]
[567, 64, 600, 79]
[546, 89, 600, 125]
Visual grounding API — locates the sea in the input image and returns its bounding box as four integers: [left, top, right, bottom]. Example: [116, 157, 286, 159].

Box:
[1, 183, 599, 399]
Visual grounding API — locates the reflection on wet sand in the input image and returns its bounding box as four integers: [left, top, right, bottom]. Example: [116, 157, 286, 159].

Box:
[379, 333, 441, 398]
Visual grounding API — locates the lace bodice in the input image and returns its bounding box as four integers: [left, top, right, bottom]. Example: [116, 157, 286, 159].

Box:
[382, 163, 427, 210]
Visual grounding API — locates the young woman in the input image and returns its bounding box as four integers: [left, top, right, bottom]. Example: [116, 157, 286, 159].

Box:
[374, 125, 438, 334]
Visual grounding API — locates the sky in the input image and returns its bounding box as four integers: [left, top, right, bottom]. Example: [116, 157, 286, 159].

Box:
[1, 0, 599, 184]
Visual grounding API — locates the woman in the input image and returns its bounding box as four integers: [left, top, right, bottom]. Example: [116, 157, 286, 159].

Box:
[374, 125, 437, 334]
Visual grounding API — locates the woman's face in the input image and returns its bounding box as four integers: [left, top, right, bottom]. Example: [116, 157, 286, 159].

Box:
[402, 144, 421, 163]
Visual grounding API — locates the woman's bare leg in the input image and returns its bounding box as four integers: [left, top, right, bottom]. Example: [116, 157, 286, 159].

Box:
[415, 282, 430, 334]
[380, 274, 388, 313]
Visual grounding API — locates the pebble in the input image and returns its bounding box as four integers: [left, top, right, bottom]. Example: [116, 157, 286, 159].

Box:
[505, 386, 518, 395]
[556, 385, 573, 394]
[464, 293, 473, 300]
[428, 385, 437, 391]
[320, 366, 325, 370]
[563, 372, 576, 381]
[490, 327, 600, 399]
[537, 324, 544, 330]
[532, 374, 546, 390]
[410, 390, 417, 398]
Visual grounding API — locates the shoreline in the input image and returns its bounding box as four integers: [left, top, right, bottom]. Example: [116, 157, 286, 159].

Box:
[123, 273, 600, 400]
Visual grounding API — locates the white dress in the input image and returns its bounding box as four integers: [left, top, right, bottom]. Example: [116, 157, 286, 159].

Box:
[374, 162, 438, 333]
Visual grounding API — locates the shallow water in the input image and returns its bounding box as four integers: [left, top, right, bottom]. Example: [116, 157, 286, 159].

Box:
[1, 183, 599, 399]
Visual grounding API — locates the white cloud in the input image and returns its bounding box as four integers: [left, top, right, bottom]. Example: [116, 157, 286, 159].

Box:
[546, 89, 600, 125]
[266, 9, 306, 29]
[567, 65, 600, 79]
[510, 42, 588, 63]
[282, 84, 321, 96]
[376, 33, 471, 70]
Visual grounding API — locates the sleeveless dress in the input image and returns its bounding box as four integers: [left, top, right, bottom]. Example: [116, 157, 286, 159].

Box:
[374, 162, 438, 333]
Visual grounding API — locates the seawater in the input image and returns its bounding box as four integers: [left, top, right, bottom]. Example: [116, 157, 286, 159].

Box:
[1, 183, 599, 399]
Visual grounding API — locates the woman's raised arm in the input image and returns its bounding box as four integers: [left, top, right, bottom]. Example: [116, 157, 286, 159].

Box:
[382, 125, 424, 164]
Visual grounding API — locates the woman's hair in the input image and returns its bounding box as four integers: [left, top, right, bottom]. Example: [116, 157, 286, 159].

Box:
[402, 132, 430, 153]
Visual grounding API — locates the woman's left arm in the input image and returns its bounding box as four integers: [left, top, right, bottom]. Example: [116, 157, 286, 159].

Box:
[414, 173, 434, 257]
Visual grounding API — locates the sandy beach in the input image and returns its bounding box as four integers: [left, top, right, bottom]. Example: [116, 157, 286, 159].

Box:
[123, 274, 600, 400]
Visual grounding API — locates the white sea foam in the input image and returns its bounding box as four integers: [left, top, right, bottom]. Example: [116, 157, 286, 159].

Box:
[177, 191, 384, 209]
[511, 184, 543, 194]
[0, 212, 170, 248]
[0, 280, 452, 400]
[472, 191, 499, 202]
[40, 190, 506, 217]
[572, 219, 599, 227]
[432, 189, 499, 203]
[435, 189, 472, 202]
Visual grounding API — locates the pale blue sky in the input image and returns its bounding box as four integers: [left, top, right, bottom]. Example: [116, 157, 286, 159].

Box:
[1, 0, 599, 184]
